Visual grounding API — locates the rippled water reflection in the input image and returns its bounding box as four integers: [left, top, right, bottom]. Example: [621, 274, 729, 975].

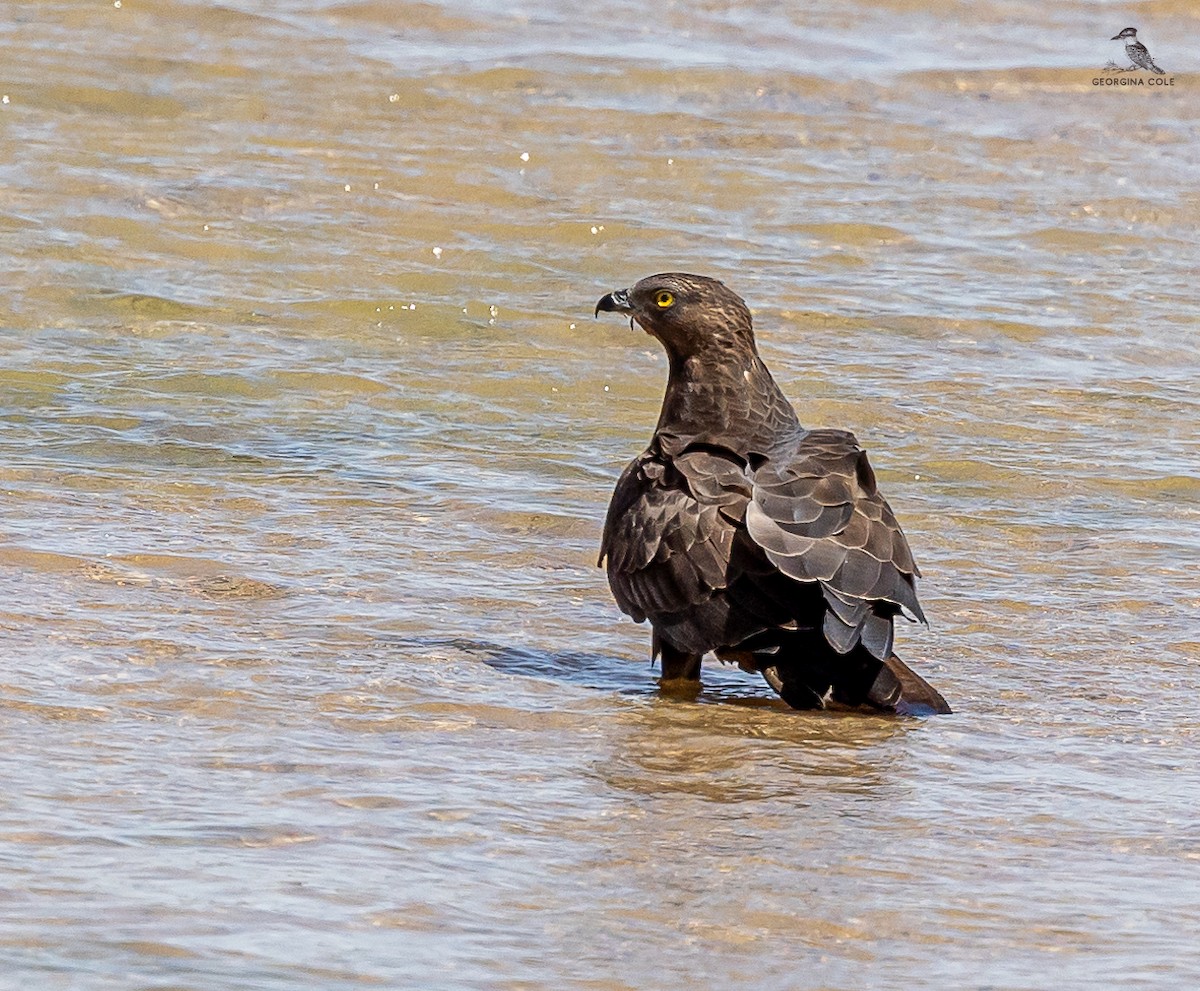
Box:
[2, 1, 1199, 988]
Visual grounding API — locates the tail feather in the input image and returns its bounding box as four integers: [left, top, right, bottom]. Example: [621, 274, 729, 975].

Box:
[755, 636, 951, 715]
[882, 653, 952, 714]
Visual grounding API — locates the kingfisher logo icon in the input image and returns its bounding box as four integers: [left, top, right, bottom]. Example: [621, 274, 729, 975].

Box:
[1109, 27, 1165, 73]
[1096, 27, 1175, 86]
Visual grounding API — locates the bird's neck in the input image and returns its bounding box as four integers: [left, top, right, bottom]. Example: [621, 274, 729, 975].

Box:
[654, 348, 801, 456]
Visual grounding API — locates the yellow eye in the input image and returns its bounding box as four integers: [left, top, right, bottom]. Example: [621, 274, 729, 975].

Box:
[655, 291, 675, 308]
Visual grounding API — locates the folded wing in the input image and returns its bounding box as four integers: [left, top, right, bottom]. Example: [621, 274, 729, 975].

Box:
[600, 447, 757, 651]
[745, 429, 925, 660]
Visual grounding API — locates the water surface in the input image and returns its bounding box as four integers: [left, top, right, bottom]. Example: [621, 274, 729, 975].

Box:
[2, 1, 1199, 988]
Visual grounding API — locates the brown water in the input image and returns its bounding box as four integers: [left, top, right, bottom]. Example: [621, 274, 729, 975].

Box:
[2, 1, 1199, 988]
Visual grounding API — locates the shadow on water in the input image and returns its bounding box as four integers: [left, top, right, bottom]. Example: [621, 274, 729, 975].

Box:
[386, 635, 785, 706]
[389, 636, 920, 718]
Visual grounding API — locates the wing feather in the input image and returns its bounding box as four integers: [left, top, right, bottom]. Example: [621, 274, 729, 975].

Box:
[601, 448, 748, 650]
[746, 428, 926, 658]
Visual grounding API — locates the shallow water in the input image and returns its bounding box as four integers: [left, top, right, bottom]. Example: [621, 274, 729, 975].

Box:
[2, 1, 1199, 988]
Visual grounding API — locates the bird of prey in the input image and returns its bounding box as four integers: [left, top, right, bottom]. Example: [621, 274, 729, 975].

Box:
[594, 273, 950, 714]
[1111, 27, 1165, 74]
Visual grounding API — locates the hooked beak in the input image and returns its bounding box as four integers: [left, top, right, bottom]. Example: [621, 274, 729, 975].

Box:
[595, 287, 631, 317]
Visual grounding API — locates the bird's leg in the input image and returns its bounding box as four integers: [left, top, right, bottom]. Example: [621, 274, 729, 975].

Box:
[653, 634, 703, 694]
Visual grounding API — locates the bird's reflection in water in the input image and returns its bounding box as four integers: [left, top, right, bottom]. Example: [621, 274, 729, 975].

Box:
[447, 637, 912, 805]
[599, 700, 908, 805]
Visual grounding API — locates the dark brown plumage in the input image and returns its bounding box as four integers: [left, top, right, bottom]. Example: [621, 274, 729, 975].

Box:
[594, 273, 950, 714]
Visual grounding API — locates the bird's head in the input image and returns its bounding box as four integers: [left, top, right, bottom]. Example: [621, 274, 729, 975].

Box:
[1112, 27, 1138, 40]
[594, 273, 756, 362]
